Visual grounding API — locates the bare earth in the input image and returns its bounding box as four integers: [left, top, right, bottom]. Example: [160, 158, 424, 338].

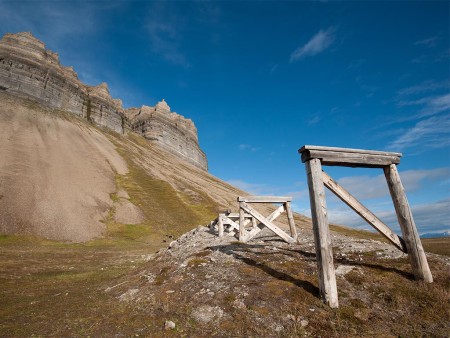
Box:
[0, 94, 128, 242]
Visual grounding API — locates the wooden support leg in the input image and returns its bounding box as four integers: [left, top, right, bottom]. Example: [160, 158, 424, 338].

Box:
[285, 201, 298, 242]
[305, 158, 339, 308]
[252, 217, 257, 230]
[218, 215, 224, 238]
[384, 164, 433, 282]
[239, 202, 246, 242]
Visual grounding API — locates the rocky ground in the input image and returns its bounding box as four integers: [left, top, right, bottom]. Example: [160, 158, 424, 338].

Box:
[107, 225, 450, 337]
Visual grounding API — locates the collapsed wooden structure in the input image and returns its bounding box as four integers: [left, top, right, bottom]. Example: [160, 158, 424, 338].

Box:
[299, 145, 433, 308]
[211, 196, 298, 244]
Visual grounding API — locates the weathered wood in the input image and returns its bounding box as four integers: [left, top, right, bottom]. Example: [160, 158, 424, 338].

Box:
[244, 205, 286, 241]
[322, 171, 406, 252]
[239, 202, 245, 242]
[221, 216, 240, 231]
[240, 202, 295, 244]
[285, 201, 298, 242]
[237, 196, 292, 203]
[305, 158, 339, 308]
[222, 213, 252, 219]
[218, 215, 224, 237]
[299, 145, 402, 157]
[252, 217, 257, 230]
[299, 146, 402, 168]
[384, 164, 433, 282]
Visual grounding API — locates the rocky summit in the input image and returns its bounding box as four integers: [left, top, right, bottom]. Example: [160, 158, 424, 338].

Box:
[0, 32, 207, 170]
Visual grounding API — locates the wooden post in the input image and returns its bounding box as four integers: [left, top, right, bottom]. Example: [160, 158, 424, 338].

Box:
[218, 215, 224, 238]
[384, 164, 433, 282]
[285, 201, 298, 242]
[251, 217, 257, 230]
[305, 158, 339, 308]
[239, 202, 245, 242]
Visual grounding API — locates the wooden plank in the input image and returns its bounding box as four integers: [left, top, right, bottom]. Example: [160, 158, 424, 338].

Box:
[240, 202, 295, 244]
[237, 196, 292, 203]
[322, 171, 406, 252]
[305, 158, 339, 308]
[384, 164, 433, 283]
[239, 202, 245, 242]
[285, 201, 298, 242]
[222, 213, 252, 219]
[245, 204, 286, 240]
[299, 145, 402, 157]
[300, 149, 401, 168]
[218, 215, 224, 237]
[222, 216, 240, 231]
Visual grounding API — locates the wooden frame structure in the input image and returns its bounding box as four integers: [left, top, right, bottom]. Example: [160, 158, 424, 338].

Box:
[237, 196, 298, 244]
[299, 145, 433, 308]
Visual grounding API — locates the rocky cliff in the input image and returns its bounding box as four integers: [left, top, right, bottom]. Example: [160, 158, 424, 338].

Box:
[0, 32, 207, 170]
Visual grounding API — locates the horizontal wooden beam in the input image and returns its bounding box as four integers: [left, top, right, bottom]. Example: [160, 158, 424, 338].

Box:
[299, 145, 401, 168]
[237, 196, 292, 203]
[322, 171, 406, 252]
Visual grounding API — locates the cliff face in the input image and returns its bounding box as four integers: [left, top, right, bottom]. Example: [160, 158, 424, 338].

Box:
[0, 32, 207, 170]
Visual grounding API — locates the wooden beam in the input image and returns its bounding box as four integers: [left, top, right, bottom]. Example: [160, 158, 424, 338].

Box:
[221, 216, 240, 231]
[384, 164, 433, 283]
[245, 204, 286, 240]
[299, 145, 402, 168]
[305, 158, 339, 308]
[239, 202, 245, 242]
[322, 171, 406, 252]
[237, 196, 292, 203]
[218, 215, 224, 237]
[240, 202, 295, 244]
[299, 145, 402, 157]
[285, 201, 298, 242]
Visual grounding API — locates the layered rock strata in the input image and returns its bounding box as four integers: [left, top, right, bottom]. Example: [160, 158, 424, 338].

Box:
[0, 32, 207, 170]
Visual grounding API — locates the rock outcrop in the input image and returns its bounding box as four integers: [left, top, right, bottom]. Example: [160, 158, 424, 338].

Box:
[0, 32, 207, 170]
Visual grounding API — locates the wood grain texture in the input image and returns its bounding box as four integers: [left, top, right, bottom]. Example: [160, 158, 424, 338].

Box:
[237, 196, 292, 203]
[305, 158, 339, 308]
[285, 201, 298, 242]
[384, 164, 433, 282]
[240, 202, 295, 244]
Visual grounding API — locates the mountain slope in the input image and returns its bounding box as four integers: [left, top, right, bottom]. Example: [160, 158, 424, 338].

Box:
[0, 92, 307, 243]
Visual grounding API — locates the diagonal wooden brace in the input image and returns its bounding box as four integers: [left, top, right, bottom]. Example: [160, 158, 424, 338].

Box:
[240, 202, 295, 244]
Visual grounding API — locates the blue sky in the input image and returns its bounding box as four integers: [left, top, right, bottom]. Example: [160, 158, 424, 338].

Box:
[1, 0, 449, 235]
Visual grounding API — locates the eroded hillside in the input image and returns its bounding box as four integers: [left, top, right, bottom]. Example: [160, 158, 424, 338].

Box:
[0, 92, 306, 243]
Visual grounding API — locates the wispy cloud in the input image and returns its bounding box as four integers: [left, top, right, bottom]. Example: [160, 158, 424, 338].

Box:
[290, 27, 336, 62]
[336, 167, 449, 200]
[387, 114, 450, 151]
[326, 198, 450, 235]
[226, 179, 272, 195]
[145, 3, 189, 67]
[238, 144, 260, 152]
[414, 36, 438, 48]
[307, 116, 321, 125]
[0, 1, 102, 47]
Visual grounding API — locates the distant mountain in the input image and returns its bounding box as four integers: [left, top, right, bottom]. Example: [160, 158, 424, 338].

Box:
[421, 231, 450, 238]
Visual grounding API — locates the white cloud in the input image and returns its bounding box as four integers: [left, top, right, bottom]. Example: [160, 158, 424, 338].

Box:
[397, 93, 450, 118]
[226, 179, 271, 195]
[397, 80, 449, 97]
[414, 36, 438, 48]
[145, 3, 189, 67]
[326, 199, 450, 236]
[335, 167, 449, 200]
[238, 144, 260, 152]
[0, 1, 102, 47]
[290, 27, 336, 62]
[387, 114, 450, 151]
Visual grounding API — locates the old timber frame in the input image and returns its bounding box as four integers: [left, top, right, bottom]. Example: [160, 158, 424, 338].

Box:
[299, 145, 433, 308]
